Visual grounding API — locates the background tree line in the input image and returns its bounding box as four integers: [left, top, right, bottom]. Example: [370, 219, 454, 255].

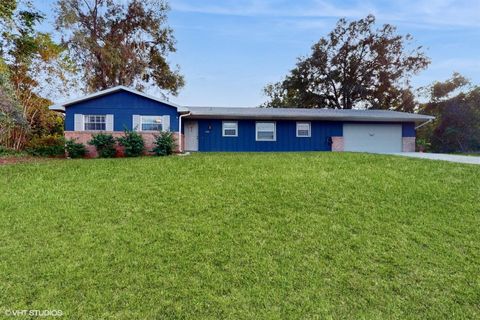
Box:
[261, 15, 479, 153]
[1, 2, 478, 154]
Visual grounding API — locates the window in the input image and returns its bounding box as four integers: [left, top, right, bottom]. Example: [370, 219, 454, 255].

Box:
[222, 121, 238, 137]
[256, 122, 276, 141]
[296, 122, 311, 137]
[141, 116, 163, 131]
[84, 115, 106, 131]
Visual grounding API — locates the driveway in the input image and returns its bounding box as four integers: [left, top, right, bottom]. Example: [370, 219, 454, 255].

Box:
[391, 152, 480, 165]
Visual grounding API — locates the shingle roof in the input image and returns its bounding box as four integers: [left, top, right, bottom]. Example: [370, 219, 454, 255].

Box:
[185, 107, 434, 122]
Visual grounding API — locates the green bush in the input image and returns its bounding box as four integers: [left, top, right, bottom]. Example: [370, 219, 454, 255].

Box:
[25, 135, 65, 157]
[152, 131, 176, 156]
[65, 139, 87, 158]
[416, 138, 431, 152]
[88, 133, 116, 158]
[0, 146, 27, 157]
[117, 129, 144, 157]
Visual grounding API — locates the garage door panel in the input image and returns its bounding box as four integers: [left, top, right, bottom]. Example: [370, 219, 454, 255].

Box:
[344, 124, 402, 153]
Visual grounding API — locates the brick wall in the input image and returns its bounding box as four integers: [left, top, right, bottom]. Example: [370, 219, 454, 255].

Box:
[331, 136, 344, 152]
[402, 137, 415, 152]
[65, 131, 182, 158]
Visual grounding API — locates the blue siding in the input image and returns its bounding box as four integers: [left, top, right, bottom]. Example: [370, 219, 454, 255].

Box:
[65, 90, 180, 131]
[197, 119, 342, 152]
[402, 122, 416, 137]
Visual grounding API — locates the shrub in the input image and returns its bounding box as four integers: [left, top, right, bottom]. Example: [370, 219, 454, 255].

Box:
[25, 135, 65, 157]
[0, 146, 27, 157]
[65, 139, 87, 158]
[152, 131, 176, 156]
[116, 129, 144, 157]
[88, 133, 116, 158]
[416, 138, 431, 152]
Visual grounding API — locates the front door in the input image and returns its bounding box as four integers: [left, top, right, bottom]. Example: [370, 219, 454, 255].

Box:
[185, 121, 199, 151]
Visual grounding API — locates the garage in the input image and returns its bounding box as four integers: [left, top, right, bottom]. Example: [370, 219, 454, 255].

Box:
[343, 123, 402, 153]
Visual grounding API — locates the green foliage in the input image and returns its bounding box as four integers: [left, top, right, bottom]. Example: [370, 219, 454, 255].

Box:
[0, 153, 479, 318]
[25, 134, 65, 157]
[55, 0, 184, 94]
[418, 74, 480, 153]
[0, 0, 17, 21]
[262, 15, 429, 110]
[116, 129, 145, 157]
[88, 133, 116, 158]
[0, 145, 26, 156]
[152, 131, 176, 156]
[1, 0, 74, 151]
[65, 138, 86, 158]
[415, 138, 431, 152]
[0, 65, 28, 150]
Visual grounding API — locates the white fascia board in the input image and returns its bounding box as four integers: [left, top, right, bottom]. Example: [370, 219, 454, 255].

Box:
[49, 104, 65, 112]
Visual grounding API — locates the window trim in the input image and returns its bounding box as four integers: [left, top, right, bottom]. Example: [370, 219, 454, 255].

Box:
[222, 121, 238, 137]
[255, 121, 276, 141]
[296, 121, 311, 138]
[140, 115, 163, 132]
[84, 114, 106, 131]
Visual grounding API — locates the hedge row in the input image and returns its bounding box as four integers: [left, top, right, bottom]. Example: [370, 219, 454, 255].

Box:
[22, 130, 177, 158]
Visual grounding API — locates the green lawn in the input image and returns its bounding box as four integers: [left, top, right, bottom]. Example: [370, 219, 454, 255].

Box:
[1, 153, 479, 319]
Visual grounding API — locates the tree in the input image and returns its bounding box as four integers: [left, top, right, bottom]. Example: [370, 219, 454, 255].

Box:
[55, 0, 184, 95]
[0, 0, 17, 21]
[417, 73, 480, 153]
[1, 0, 72, 149]
[0, 61, 27, 150]
[424, 72, 470, 103]
[262, 15, 430, 110]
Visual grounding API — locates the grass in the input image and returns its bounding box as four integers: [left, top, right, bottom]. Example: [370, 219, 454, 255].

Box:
[0, 153, 479, 319]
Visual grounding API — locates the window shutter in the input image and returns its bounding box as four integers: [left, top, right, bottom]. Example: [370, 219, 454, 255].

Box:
[162, 115, 170, 132]
[132, 115, 141, 131]
[106, 114, 114, 131]
[74, 114, 84, 131]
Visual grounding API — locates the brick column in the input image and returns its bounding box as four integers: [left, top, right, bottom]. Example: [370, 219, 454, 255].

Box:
[402, 137, 415, 152]
[331, 136, 344, 152]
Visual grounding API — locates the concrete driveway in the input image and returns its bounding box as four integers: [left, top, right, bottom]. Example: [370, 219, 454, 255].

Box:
[391, 152, 480, 165]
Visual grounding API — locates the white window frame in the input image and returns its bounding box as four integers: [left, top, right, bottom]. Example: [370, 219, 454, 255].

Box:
[84, 115, 106, 131]
[222, 121, 238, 137]
[255, 121, 276, 141]
[140, 115, 163, 132]
[296, 122, 311, 138]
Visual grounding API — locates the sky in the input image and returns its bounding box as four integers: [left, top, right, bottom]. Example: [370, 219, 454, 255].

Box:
[33, 0, 480, 107]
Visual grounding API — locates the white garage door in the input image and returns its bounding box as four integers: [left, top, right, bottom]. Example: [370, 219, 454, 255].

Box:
[343, 124, 402, 153]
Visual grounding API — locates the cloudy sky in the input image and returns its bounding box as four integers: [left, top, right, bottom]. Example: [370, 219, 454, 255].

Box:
[33, 0, 480, 106]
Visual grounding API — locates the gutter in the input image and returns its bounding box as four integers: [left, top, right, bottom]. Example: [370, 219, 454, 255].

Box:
[178, 111, 191, 153]
[415, 118, 434, 130]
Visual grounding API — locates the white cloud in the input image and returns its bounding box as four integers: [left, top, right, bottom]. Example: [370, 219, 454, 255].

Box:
[171, 0, 370, 18]
[171, 0, 480, 28]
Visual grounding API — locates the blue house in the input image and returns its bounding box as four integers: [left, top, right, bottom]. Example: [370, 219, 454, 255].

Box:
[50, 86, 434, 155]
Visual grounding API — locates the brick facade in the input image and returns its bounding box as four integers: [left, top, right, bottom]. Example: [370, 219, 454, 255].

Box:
[65, 131, 182, 158]
[331, 136, 344, 152]
[402, 137, 416, 152]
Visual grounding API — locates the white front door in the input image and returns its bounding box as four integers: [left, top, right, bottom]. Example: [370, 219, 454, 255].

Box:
[184, 121, 199, 151]
[343, 124, 402, 153]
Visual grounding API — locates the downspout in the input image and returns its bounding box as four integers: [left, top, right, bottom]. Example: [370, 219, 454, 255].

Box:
[415, 118, 434, 130]
[178, 111, 191, 153]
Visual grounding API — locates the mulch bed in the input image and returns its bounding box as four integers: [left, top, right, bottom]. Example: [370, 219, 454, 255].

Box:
[0, 156, 62, 166]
